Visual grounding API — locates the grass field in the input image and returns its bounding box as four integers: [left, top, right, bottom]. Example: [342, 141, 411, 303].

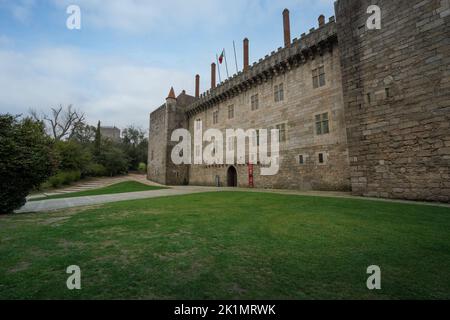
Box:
[1, 192, 449, 300]
[31, 181, 166, 201]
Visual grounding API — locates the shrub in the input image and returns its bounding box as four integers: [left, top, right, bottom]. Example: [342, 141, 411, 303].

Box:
[0, 115, 56, 214]
[97, 144, 129, 176]
[47, 170, 82, 188]
[138, 162, 147, 173]
[48, 174, 63, 188]
[54, 140, 92, 175]
[85, 163, 107, 177]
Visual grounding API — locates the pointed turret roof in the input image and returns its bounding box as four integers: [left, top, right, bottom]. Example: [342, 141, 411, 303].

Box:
[167, 87, 176, 100]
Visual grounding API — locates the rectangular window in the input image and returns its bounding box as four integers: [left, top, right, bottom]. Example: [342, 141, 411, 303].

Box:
[274, 83, 284, 102]
[251, 94, 259, 111]
[313, 66, 326, 88]
[312, 69, 319, 89]
[276, 123, 287, 142]
[151, 150, 154, 161]
[318, 153, 324, 164]
[195, 119, 202, 130]
[228, 105, 234, 119]
[385, 87, 391, 98]
[315, 113, 330, 135]
[279, 83, 284, 101]
[319, 66, 326, 87]
[213, 111, 219, 125]
[299, 155, 304, 165]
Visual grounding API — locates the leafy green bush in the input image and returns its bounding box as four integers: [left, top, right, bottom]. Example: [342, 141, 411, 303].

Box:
[138, 162, 147, 173]
[97, 143, 129, 176]
[48, 174, 64, 188]
[48, 170, 81, 188]
[85, 163, 107, 177]
[54, 140, 92, 175]
[0, 115, 56, 214]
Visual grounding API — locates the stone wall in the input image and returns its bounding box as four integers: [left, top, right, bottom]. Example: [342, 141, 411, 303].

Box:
[148, 104, 167, 184]
[165, 93, 194, 186]
[336, 0, 450, 201]
[187, 39, 350, 191]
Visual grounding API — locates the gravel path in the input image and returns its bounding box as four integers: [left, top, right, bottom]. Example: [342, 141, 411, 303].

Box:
[17, 175, 448, 213]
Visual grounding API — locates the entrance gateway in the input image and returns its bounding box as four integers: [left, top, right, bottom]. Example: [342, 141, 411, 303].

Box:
[227, 166, 237, 187]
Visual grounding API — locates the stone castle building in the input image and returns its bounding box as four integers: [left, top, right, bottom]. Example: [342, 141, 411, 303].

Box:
[148, 0, 450, 202]
[100, 126, 121, 142]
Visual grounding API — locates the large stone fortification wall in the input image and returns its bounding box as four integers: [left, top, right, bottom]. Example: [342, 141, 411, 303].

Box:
[336, 0, 450, 201]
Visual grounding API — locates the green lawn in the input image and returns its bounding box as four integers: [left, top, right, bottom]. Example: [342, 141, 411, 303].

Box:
[1, 192, 449, 300]
[31, 181, 166, 201]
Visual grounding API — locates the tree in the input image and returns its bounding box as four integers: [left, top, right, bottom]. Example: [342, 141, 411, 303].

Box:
[30, 104, 85, 141]
[122, 126, 145, 147]
[97, 142, 129, 176]
[121, 126, 148, 170]
[94, 120, 101, 158]
[70, 123, 96, 145]
[54, 140, 92, 174]
[0, 114, 56, 214]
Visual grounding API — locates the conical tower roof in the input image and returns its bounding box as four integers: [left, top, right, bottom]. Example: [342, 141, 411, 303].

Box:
[167, 87, 176, 100]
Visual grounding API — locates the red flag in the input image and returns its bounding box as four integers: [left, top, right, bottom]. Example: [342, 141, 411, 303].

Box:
[218, 50, 225, 64]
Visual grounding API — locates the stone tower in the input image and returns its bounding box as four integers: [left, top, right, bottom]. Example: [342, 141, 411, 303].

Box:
[335, 0, 450, 201]
[148, 87, 194, 185]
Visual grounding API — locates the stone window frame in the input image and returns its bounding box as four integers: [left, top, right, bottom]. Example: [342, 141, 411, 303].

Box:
[298, 154, 307, 165]
[275, 122, 288, 143]
[151, 150, 154, 161]
[251, 94, 259, 111]
[312, 65, 326, 89]
[212, 110, 219, 125]
[314, 112, 330, 136]
[316, 151, 328, 165]
[274, 83, 284, 103]
[228, 105, 235, 120]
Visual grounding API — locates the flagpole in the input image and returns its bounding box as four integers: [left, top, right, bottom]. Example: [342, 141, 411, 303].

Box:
[233, 41, 239, 73]
[224, 49, 230, 78]
[216, 54, 222, 83]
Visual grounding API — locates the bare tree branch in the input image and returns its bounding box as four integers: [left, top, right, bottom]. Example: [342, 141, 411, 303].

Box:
[32, 104, 86, 141]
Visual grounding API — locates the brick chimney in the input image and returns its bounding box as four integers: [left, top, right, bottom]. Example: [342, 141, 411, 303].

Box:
[195, 74, 200, 98]
[243, 38, 249, 71]
[211, 63, 216, 89]
[318, 15, 325, 28]
[283, 9, 291, 48]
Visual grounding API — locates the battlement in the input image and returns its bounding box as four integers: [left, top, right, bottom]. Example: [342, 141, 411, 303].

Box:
[186, 17, 337, 118]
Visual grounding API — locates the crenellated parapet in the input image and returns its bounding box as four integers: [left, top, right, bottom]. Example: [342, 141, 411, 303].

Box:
[186, 17, 337, 118]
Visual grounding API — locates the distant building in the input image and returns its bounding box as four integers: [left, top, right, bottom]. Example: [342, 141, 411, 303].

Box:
[100, 126, 121, 142]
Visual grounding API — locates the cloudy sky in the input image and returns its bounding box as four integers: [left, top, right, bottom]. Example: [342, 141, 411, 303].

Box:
[0, 0, 335, 130]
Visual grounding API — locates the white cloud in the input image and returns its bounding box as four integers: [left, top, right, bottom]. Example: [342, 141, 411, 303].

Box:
[51, 0, 297, 34]
[0, 46, 192, 129]
[0, 0, 36, 23]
